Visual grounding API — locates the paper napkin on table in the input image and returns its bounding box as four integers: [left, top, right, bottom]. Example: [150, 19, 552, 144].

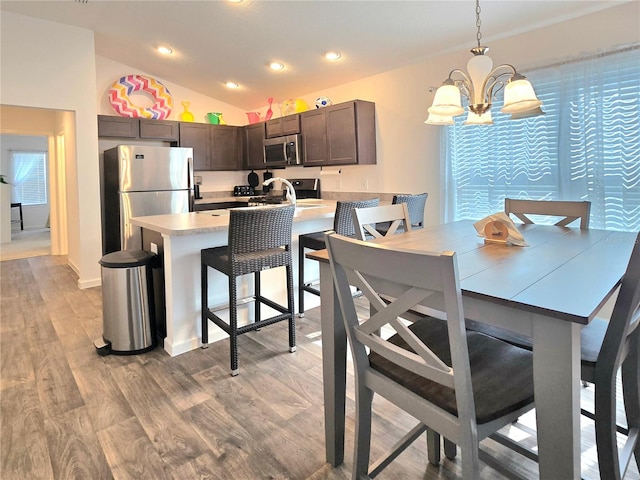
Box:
[473, 212, 528, 247]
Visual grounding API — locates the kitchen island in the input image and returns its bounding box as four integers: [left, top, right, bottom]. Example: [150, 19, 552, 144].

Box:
[130, 199, 336, 356]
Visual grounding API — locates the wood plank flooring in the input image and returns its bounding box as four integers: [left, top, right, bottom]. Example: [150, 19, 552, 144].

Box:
[1, 255, 638, 480]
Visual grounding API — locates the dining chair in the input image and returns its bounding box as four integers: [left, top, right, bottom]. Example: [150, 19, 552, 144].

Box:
[325, 232, 536, 479]
[505, 198, 591, 229]
[201, 204, 296, 376]
[392, 192, 428, 229]
[351, 203, 412, 240]
[468, 232, 640, 479]
[297, 198, 379, 316]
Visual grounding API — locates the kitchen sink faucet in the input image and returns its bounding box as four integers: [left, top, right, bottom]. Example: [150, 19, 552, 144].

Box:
[263, 177, 297, 207]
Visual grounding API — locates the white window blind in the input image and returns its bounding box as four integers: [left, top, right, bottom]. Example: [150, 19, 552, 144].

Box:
[11, 151, 48, 206]
[443, 46, 640, 232]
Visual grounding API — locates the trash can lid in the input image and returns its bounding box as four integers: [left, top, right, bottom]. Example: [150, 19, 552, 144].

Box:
[99, 250, 157, 268]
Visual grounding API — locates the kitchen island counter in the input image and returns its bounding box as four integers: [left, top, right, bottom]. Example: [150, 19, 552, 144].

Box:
[130, 199, 336, 356]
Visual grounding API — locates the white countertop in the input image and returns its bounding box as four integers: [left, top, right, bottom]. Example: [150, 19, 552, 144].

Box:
[130, 199, 336, 237]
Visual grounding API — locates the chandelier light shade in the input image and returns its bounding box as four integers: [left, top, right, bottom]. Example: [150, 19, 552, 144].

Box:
[425, 113, 455, 125]
[426, 0, 544, 125]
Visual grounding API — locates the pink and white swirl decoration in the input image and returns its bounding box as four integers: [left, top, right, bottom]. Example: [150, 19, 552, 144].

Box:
[108, 74, 173, 119]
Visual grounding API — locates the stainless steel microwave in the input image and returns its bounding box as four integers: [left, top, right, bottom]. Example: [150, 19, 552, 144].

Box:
[263, 134, 303, 166]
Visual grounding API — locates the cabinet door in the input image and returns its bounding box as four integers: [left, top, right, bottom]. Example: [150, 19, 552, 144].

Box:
[139, 119, 179, 141]
[300, 109, 328, 166]
[179, 123, 210, 170]
[210, 125, 241, 171]
[265, 114, 300, 138]
[244, 122, 266, 169]
[98, 115, 139, 138]
[326, 103, 358, 165]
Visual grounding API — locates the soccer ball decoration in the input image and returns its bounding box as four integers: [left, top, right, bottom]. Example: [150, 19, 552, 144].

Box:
[315, 96, 332, 108]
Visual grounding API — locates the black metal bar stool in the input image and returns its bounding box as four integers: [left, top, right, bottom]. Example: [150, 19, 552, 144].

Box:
[10, 203, 24, 230]
[201, 204, 296, 376]
[298, 198, 379, 316]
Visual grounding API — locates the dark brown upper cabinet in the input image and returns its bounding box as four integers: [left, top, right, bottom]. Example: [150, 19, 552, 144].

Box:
[244, 122, 266, 170]
[97, 115, 139, 138]
[265, 114, 301, 138]
[139, 119, 179, 141]
[98, 115, 179, 141]
[300, 100, 376, 167]
[179, 123, 241, 171]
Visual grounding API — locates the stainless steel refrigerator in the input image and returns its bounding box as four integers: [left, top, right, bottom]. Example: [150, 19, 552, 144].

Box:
[100, 145, 194, 255]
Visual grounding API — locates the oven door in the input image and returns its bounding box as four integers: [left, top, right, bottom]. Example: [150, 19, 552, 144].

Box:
[263, 138, 288, 166]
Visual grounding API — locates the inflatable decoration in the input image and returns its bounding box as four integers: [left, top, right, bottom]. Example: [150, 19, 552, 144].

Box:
[109, 74, 173, 119]
[281, 98, 309, 116]
[315, 96, 332, 108]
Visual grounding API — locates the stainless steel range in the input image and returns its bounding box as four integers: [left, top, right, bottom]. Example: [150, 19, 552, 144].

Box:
[247, 178, 321, 206]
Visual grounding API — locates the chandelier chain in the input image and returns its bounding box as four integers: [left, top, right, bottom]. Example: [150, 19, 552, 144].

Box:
[475, 0, 482, 47]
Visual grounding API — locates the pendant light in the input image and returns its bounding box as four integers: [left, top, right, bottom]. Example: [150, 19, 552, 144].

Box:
[427, 0, 543, 124]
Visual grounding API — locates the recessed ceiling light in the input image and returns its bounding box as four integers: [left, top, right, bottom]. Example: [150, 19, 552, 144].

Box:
[270, 62, 285, 71]
[323, 51, 342, 61]
[225, 81, 240, 89]
[157, 45, 173, 55]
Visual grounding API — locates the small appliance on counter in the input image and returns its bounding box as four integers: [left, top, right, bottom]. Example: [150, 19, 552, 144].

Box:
[233, 185, 255, 196]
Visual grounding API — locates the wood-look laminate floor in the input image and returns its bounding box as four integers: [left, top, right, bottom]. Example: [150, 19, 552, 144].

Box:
[1, 255, 638, 480]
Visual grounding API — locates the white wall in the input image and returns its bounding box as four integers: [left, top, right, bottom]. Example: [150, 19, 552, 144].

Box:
[1, 11, 100, 287]
[0, 135, 50, 229]
[278, 2, 640, 226]
[96, 56, 251, 193]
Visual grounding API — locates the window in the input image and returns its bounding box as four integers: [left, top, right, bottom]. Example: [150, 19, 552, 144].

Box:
[443, 46, 640, 232]
[11, 151, 48, 205]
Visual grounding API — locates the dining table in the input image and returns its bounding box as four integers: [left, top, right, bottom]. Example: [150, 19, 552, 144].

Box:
[307, 220, 637, 479]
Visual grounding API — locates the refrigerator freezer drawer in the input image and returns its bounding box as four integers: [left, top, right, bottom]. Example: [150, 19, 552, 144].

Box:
[120, 190, 190, 251]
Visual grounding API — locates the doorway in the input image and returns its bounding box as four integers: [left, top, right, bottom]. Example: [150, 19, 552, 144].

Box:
[0, 105, 70, 261]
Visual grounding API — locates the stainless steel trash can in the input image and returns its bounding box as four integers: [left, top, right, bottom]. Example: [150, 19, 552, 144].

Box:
[94, 250, 157, 355]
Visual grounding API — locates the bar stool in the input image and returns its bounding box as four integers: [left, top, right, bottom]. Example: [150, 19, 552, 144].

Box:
[392, 192, 428, 229]
[10, 203, 24, 230]
[201, 204, 296, 376]
[298, 198, 379, 316]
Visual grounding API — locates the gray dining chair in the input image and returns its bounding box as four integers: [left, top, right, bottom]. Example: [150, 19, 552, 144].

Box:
[297, 198, 379, 315]
[505, 198, 591, 229]
[468, 232, 640, 479]
[201, 204, 296, 376]
[351, 203, 411, 240]
[325, 232, 536, 479]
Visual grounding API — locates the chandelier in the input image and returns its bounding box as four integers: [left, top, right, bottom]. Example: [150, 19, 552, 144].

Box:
[426, 0, 544, 125]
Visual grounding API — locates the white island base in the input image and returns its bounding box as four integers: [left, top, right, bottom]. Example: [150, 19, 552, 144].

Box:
[131, 201, 336, 356]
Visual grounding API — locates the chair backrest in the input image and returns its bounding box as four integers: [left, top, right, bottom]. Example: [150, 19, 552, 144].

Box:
[505, 198, 591, 229]
[352, 203, 412, 240]
[228, 204, 295, 254]
[597, 231, 640, 387]
[333, 199, 380, 236]
[392, 193, 428, 228]
[325, 232, 476, 426]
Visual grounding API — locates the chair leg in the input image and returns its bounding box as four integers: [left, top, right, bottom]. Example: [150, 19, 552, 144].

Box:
[286, 264, 296, 353]
[298, 242, 306, 316]
[254, 271, 261, 327]
[444, 438, 457, 460]
[201, 263, 209, 347]
[229, 275, 239, 376]
[427, 428, 441, 466]
[622, 340, 640, 472]
[353, 385, 373, 479]
[594, 375, 621, 479]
